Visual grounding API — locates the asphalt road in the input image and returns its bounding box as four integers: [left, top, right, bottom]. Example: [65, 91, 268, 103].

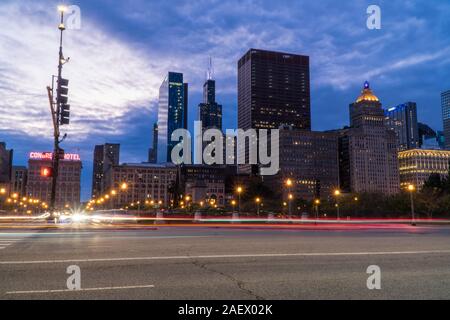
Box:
[1, 224, 450, 300]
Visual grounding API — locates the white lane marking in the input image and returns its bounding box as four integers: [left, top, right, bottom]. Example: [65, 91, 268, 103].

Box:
[6, 284, 155, 295]
[1, 250, 450, 265]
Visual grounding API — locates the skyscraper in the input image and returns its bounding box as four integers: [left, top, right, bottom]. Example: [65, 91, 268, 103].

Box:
[385, 102, 419, 151]
[0, 142, 13, 194]
[237, 49, 310, 173]
[198, 79, 222, 131]
[157, 72, 188, 163]
[91, 143, 120, 198]
[148, 122, 158, 163]
[339, 82, 399, 195]
[238, 49, 311, 131]
[442, 90, 450, 149]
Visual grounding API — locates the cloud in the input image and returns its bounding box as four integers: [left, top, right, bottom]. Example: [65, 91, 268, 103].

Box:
[0, 0, 163, 141]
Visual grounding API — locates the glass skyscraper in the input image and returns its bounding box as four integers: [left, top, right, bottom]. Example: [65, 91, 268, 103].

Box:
[442, 90, 450, 150]
[157, 72, 188, 163]
[385, 102, 419, 151]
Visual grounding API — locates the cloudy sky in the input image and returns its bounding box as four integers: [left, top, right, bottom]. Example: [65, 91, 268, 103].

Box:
[1, 0, 449, 200]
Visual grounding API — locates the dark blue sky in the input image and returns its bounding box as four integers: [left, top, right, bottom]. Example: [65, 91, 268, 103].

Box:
[1, 0, 449, 201]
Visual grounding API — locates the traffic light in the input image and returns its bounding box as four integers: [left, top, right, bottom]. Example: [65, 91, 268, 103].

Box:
[40, 167, 53, 178]
[57, 78, 70, 125]
[60, 104, 70, 125]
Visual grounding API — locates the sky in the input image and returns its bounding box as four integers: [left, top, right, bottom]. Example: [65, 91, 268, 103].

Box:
[1, 0, 450, 201]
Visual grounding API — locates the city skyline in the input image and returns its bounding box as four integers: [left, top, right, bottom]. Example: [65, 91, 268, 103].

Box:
[1, 0, 450, 200]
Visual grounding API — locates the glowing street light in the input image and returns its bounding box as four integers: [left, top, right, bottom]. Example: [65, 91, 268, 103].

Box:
[285, 178, 294, 218]
[333, 189, 341, 220]
[120, 183, 128, 190]
[236, 186, 243, 215]
[407, 184, 416, 226]
[255, 197, 261, 216]
[314, 198, 320, 222]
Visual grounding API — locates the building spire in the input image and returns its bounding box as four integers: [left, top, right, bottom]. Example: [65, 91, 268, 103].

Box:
[206, 56, 214, 81]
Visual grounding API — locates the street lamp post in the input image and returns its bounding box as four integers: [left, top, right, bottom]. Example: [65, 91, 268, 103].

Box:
[334, 189, 341, 220]
[46, 5, 70, 217]
[285, 179, 293, 218]
[236, 186, 243, 216]
[255, 197, 261, 216]
[408, 184, 416, 226]
[314, 199, 320, 225]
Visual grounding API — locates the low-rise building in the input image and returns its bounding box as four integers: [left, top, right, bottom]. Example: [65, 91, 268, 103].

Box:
[398, 149, 450, 189]
[26, 152, 82, 208]
[104, 163, 177, 208]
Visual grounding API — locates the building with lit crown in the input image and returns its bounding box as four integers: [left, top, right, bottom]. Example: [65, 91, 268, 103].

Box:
[339, 82, 400, 195]
[398, 149, 450, 189]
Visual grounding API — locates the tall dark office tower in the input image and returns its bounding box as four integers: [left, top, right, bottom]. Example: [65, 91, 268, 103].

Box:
[91, 143, 120, 198]
[385, 102, 419, 151]
[148, 122, 158, 163]
[442, 90, 450, 149]
[0, 142, 13, 194]
[198, 79, 222, 130]
[157, 72, 188, 163]
[237, 49, 311, 131]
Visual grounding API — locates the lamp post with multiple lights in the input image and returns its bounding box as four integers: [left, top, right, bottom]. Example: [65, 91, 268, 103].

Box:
[285, 178, 293, 218]
[46, 5, 71, 215]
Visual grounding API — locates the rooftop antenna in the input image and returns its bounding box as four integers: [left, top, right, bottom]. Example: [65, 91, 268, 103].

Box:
[207, 56, 214, 81]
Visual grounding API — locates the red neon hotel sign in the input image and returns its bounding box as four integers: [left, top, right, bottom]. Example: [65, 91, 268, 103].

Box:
[29, 152, 81, 161]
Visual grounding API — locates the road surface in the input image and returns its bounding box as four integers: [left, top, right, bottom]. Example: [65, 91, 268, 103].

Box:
[0, 224, 449, 299]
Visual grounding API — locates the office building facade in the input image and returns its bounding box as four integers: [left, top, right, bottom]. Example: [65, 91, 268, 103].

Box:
[11, 166, 28, 197]
[238, 48, 311, 131]
[157, 72, 188, 163]
[0, 142, 13, 194]
[398, 149, 450, 189]
[91, 143, 120, 198]
[442, 90, 450, 149]
[26, 152, 82, 208]
[198, 79, 222, 131]
[104, 163, 177, 208]
[272, 126, 339, 201]
[237, 49, 310, 173]
[385, 102, 419, 150]
[179, 165, 226, 207]
[148, 122, 158, 163]
[340, 82, 400, 195]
